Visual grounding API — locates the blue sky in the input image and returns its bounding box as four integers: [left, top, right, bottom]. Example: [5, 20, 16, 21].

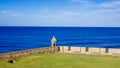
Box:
[0, 0, 120, 27]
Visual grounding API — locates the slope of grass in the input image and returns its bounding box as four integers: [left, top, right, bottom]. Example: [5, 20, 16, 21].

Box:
[0, 53, 120, 68]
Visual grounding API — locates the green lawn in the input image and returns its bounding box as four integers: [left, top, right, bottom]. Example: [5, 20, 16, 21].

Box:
[0, 53, 120, 68]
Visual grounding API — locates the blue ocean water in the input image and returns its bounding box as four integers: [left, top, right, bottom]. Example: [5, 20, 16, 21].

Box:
[0, 27, 120, 53]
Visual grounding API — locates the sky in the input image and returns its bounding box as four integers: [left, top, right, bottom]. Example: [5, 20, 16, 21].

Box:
[0, 0, 120, 27]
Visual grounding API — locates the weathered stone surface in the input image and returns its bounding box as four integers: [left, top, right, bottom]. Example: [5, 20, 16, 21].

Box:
[59, 46, 120, 56]
[1, 46, 120, 60]
[0, 47, 59, 60]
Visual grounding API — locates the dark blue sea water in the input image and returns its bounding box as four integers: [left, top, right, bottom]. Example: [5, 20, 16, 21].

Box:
[0, 27, 120, 54]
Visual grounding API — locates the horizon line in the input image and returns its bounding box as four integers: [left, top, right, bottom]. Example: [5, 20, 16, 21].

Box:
[0, 26, 120, 28]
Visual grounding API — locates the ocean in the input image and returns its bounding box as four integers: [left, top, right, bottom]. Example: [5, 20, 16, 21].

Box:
[0, 27, 120, 54]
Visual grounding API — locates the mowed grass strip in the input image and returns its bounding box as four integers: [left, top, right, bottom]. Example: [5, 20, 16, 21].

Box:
[0, 53, 120, 68]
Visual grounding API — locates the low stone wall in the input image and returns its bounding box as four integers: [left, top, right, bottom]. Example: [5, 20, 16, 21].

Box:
[0, 47, 58, 60]
[1, 46, 120, 60]
[59, 46, 120, 56]
[109, 48, 120, 56]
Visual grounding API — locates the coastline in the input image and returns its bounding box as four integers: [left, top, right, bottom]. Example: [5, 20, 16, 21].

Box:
[1, 27, 120, 53]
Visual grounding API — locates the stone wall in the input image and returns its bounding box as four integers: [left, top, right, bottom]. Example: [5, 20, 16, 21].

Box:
[59, 46, 120, 56]
[1, 46, 120, 60]
[0, 47, 58, 60]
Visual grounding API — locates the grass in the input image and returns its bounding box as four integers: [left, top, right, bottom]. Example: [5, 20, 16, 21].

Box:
[0, 53, 120, 68]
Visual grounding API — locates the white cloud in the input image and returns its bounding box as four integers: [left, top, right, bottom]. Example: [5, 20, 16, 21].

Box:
[99, 1, 120, 8]
[0, 10, 23, 17]
[68, 0, 94, 5]
[93, 8, 120, 13]
[1, 10, 12, 14]
[42, 9, 49, 12]
[69, 0, 120, 9]
[69, 0, 90, 3]
[116, 15, 120, 18]
[60, 10, 80, 16]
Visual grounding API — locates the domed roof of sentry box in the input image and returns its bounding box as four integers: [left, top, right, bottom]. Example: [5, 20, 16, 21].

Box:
[51, 36, 57, 42]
